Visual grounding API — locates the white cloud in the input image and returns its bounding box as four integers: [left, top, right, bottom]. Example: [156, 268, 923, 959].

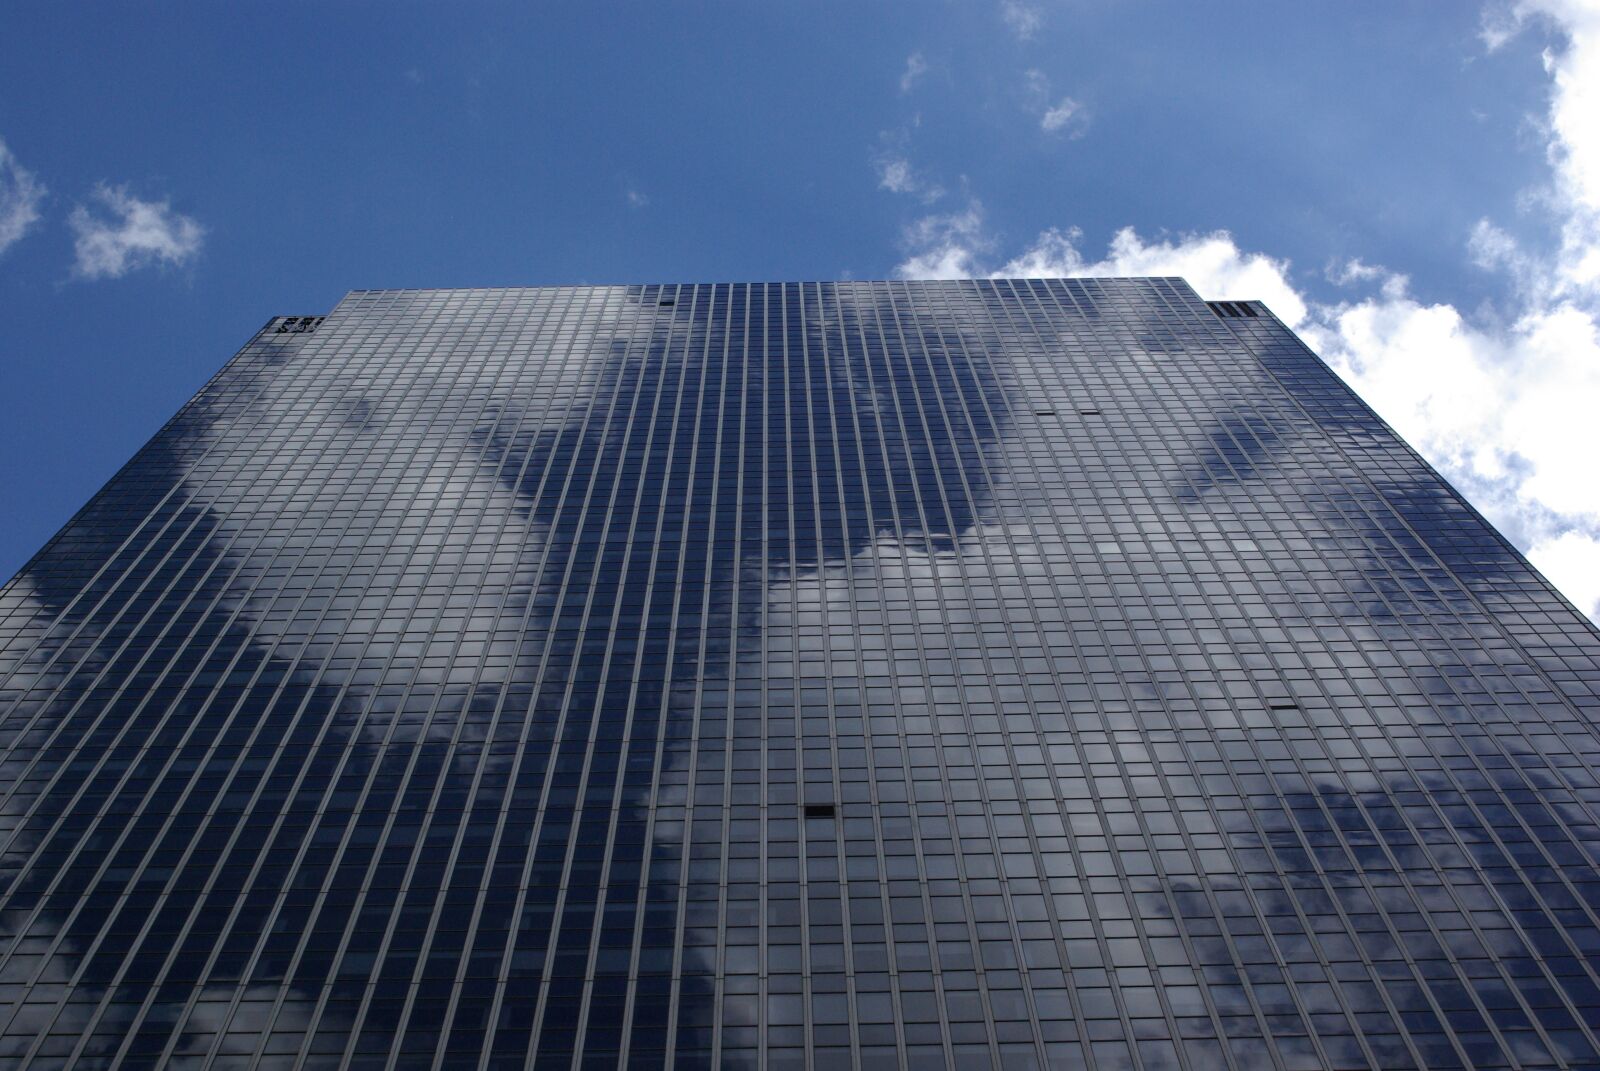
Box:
[894, 200, 990, 280]
[876, 156, 918, 195]
[626, 189, 649, 208]
[1482, 1, 1600, 295]
[1040, 97, 1088, 136]
[1529, 530, 1600, 618]
[1326, 257, 1398, 288]
[68, 184, 205, 280]
[1482, 3, 1525, 50]
[1529, 0, 1600, 290]
[900, 51, 929, 94]
[873, 138, 945, 204]
[1023, 70, 1090, 137]
[0, 137, 46, 256]
[1000, 0, 1043, 40]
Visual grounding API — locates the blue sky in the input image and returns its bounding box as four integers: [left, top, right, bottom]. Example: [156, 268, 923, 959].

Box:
[4, 2, 1600, 616]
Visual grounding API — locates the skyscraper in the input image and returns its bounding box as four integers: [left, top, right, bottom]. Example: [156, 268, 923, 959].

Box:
[2, 278, 1599, 1070]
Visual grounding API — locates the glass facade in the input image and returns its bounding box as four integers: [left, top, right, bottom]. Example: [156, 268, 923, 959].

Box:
[2, 279, 1600, 1069]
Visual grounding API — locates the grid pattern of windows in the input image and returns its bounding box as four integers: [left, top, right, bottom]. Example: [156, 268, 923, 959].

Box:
[2, 279, 1600, 1069]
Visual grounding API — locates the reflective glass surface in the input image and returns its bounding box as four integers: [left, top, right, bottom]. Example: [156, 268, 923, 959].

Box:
[3, 280, 1600, 1069]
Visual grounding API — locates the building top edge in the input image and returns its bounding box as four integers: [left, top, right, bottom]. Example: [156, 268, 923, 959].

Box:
[336, 276, 1202, 297]
[284, 280, 1281, 330]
